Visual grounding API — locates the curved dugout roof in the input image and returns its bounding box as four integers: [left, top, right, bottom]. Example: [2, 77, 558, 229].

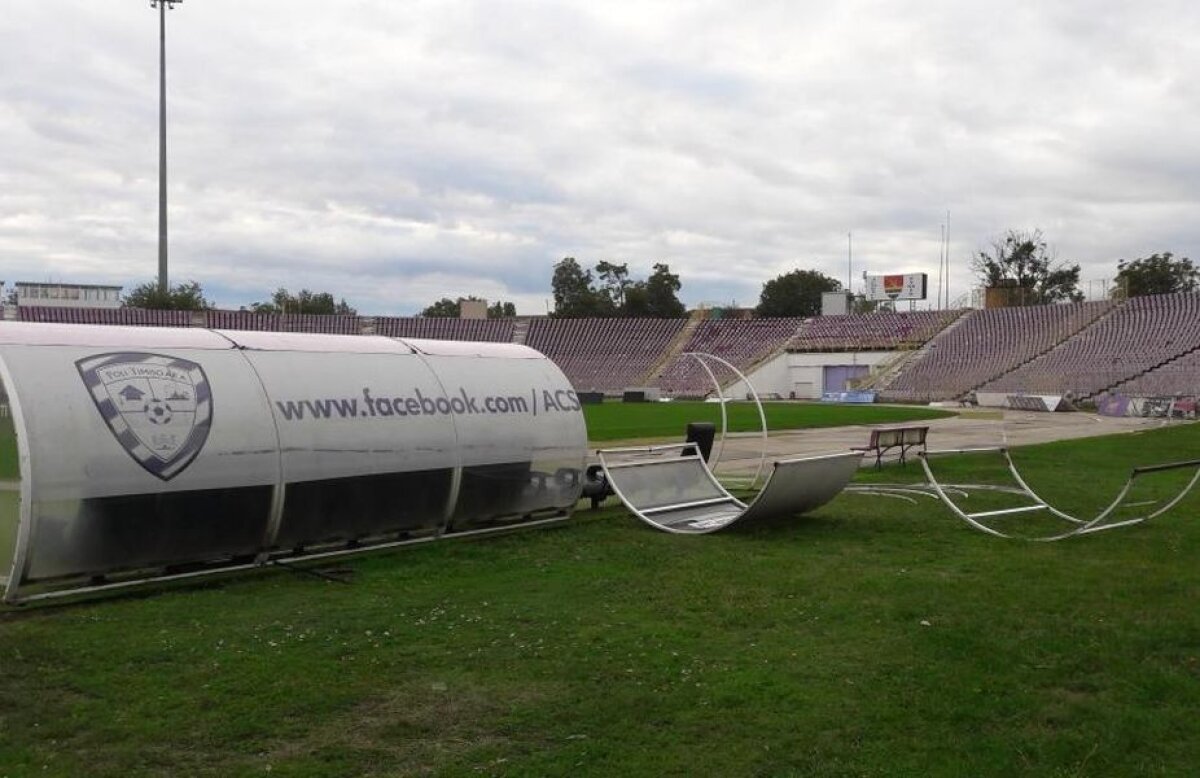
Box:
[0, 321, 235, 349]
[0, 323, 586, 603]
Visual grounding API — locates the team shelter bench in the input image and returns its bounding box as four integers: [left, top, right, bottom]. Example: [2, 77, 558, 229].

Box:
[851, 425, 929, 469]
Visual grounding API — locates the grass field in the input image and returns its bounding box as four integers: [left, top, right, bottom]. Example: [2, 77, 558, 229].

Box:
[0, 414, 17, 577]
[1, 423, 1198, 775]
[0, 413, 17, 482]
[0, 491, 16, 583]
[583, 400, 953, 442]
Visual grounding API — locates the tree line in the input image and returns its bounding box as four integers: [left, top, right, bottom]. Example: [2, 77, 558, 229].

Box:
[116, 234, 1196, 316]
[123, 282, 357, 315]
[549, 259, 686, 318]
[421, 296, 516, 318]
[970, 229, 1195, 304]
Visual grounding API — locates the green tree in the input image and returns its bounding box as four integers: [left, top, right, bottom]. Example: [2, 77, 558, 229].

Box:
[624, 263, 685, 317]
[422, 296, 517, 317]
[487, 300, 517, 318]
[551, 258, 614, 317]
[595, 261, 632, 310]
[1112, 252, 1197, 298]
[421, 297, 461, 317]
[851, 296, 880, 315]
[251, 288, 356, 315]
[553, 258, 686, 317]
[756, 269, 842, 317]
[123, 280, 212, 310]
[971, 230, 1082, 305]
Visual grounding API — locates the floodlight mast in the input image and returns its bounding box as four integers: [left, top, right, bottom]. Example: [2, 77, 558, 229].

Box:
[151, 0, 182, 295]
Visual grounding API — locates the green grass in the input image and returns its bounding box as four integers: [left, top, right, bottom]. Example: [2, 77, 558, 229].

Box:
[0, 414, 17, 574]
[1, 423, 1199, 775]
[583, 400, 953, 442]
[0, 413, 17, 481]
[0, 491, 16, 580]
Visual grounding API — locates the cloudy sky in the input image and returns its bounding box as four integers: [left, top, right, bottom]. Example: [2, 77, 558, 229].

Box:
[2, 1, 1197, 314]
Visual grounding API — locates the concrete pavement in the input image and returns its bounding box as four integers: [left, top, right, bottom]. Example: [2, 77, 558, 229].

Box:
[693, 410, 1178, 477]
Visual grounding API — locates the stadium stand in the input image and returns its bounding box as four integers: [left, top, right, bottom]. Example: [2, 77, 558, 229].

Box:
[18, 306, 195, 327]
[275, 313, 360, 334]
[201, 310, 361, 333]
[21, 295, 1200, 403]
[788, 309, 958, 351]
[1111, 349, 1200, 397]
[205, 310, 283, 332]
[525, 317, 688, 393]
[653, 318, 804, 396]
[374, 316, 515, 342]
[980, 292, 1200, 398]
[877, 300, 1114, 402]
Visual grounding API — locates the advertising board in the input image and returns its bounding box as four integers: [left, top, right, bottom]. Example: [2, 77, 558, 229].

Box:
[864, 273, 928, 301]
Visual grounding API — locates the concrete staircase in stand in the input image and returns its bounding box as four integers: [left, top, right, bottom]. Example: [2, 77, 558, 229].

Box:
[510, 317, 531, 346]
[639, 311, 706, 385]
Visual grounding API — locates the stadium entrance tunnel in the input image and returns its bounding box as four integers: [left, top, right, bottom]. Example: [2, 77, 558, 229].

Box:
[0, 324, 587, 604]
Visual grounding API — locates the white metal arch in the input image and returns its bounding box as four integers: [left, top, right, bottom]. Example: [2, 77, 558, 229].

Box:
[917, 447, 1200, 541]
[683, 351, 770, 490]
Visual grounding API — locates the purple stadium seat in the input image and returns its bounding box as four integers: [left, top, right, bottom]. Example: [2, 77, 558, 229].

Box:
[878, 300, 1114, 402]
[979, 293, 1200, 398]
[653, 318, 804, 396]
[526, 318, 688, 393]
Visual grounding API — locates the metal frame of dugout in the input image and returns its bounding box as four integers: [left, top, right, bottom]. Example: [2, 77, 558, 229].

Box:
[917, 446, 1200, 541]
[845, 446, 1200, 542]
[0, 323, 587, 604]
[597, 352, 863, 534]
[599, 353, 1199, 541]
[597, 444, 862, 533]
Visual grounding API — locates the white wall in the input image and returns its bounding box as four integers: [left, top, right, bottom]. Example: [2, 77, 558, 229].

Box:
[724, 351, 895, 399]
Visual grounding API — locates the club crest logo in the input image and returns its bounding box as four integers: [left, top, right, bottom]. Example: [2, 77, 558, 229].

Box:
[76, 352, 213, 481]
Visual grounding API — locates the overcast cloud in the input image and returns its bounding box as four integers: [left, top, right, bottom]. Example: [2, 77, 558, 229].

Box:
[2, 1, 1198, 314]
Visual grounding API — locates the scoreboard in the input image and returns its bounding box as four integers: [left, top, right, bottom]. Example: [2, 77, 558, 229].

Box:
[864, 273, 928, 301]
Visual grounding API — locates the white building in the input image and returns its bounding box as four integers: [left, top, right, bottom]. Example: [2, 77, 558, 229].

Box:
[14, 282, 122, 309]
[724, 349, 898, 400]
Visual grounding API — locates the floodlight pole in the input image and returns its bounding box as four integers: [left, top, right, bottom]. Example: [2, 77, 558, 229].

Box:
[153, 0, 182, 295]
[847, 232, 852, 297]
[944, 209, 950, 309]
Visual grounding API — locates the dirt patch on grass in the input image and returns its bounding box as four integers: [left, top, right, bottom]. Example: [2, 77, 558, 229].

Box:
[956, 410, 1005, 420]
[263, 680, 550, 774]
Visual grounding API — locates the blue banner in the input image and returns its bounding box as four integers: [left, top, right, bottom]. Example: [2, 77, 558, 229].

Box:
[821, 391, 876, 404]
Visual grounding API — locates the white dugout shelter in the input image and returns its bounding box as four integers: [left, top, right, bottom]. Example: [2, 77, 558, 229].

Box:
[0, 324, 587, 603]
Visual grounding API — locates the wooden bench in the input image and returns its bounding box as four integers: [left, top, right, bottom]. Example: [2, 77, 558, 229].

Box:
[851, 425, 929, 469]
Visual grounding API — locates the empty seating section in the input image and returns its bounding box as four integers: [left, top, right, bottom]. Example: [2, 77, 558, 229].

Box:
[525, 318, 687, 392]
[374, 316, 514, 342]
[19, 307, 364, 333]
[982, 293, 1200, 397]
[16, 307, 510, 339]
[654, 318, 803, 396]
[206, 310, 362, 334]
[879, 301, 1113, 402]
[204, 310, 279, 332]
[16, 297, 1199, 400]
[18, 306, 195, 327]
[1114, 349, 1200, 397]
[789, 310, 958, 351]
